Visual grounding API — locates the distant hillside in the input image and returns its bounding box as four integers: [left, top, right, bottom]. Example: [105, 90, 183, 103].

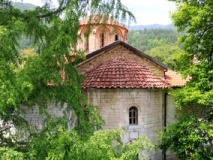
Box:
[11, 2, 36, 11]
[128, 24, 175, 30]
[11, 2, 37, 51]
[128, 28, 181, 52]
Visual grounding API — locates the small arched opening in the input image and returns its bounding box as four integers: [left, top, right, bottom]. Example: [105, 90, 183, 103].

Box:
[129, 106, 138, 125]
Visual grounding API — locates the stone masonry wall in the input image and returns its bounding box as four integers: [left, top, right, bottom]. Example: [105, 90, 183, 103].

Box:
[84, 88, 166, 160]
[78, 44, 165, 78]
[21, 103, 76, 131]
[10, 88, 177, 160]
[166, 94, 176, 125]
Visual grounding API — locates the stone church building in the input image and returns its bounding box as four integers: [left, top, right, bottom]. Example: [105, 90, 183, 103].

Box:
[2, 15, 186, 159]
[76, 15, 185, 159]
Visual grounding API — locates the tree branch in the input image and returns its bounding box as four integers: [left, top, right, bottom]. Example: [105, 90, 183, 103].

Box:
[35, 6, 66, 19]
[0, 126, 11, 133]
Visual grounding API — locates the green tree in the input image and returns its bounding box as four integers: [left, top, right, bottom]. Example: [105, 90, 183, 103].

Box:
[0, 0, 155, 159]
[128, 28, 186, 70]
[0, 127, 154, 160]
[128, 29, 181, 52]
[147, 44, 186, 70]
[158, 0, 213, 159]
[28, 127, 154, 160]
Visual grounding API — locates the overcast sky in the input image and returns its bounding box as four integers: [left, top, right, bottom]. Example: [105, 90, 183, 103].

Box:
[13, 0, 176, 25]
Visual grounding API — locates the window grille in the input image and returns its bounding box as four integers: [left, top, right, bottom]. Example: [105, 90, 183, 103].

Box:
[129, 106, 138, 125]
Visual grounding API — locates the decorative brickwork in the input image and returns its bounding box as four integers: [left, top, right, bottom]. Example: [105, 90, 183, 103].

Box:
[77, 15, 128, 53]
[78, 43, 166, 77]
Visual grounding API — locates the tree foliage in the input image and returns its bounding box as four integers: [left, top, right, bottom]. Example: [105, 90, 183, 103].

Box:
[128, 28, 186, 70]
[147, 44, 186, 70]
[0, 0, 155, 159]
[128, 28, 181, 52]
[158, 0, 213, 159]
[159, 115, 213, 159]
[32, 128, 154, 160]
[0, 127, 154, 160]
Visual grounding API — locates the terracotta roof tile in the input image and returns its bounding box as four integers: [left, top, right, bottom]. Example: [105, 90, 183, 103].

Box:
[80, 15, 126, 28]
[165, 70, 189, 87]
[82, 58, 170, 89]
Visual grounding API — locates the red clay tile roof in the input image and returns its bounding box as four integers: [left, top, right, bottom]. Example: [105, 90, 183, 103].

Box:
[82, 58, 170, 89]
[165, 70, 188, 87]
[80, 15, 127, 29]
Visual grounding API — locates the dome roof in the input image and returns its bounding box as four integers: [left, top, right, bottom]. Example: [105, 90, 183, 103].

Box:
[80, 15, 127, 30]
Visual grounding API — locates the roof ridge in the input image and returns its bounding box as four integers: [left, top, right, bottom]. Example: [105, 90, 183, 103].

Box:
[83, 41, 168, 70]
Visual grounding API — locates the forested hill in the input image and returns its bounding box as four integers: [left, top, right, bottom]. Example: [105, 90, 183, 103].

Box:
[11, 2, 37, 50]
[128, 24, 174, 30]
[127, 29, 186, 71]
[128, 29, 180, 52]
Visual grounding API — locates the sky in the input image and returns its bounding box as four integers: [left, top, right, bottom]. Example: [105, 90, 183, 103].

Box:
[13, 0, 177, 25]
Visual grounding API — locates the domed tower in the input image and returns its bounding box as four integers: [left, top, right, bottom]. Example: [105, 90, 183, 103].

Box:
[77, 15, 128, 54]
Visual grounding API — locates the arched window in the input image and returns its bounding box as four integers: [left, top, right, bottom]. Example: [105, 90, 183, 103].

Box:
[115, 33, 119, 41]
[84, 35, 89, 52]
[100, 32, 105, 48]
[129, 106, 138, 125]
